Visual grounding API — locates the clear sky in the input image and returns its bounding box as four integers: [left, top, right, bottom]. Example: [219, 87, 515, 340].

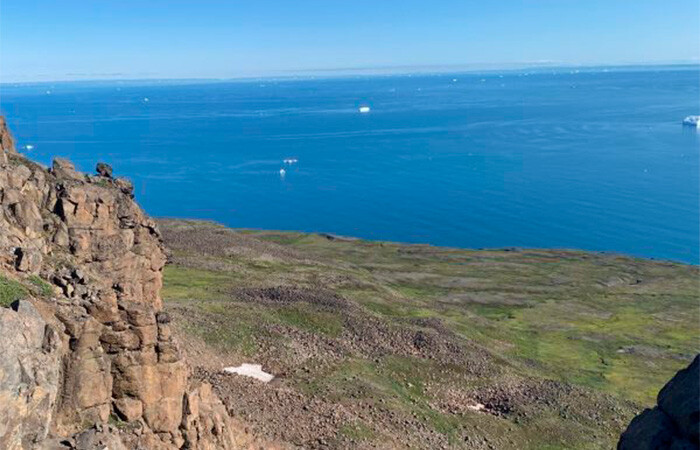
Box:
[1, 0, 698, 82]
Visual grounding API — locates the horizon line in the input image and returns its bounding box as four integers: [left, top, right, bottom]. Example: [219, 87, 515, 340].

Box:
[1, 60, 698, 85]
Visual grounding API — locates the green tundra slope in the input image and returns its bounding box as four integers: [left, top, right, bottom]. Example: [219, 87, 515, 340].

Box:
[159, 219, 699, 449]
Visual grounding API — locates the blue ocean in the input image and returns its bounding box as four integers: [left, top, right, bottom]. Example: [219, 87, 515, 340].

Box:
[1, 67, 698, 263]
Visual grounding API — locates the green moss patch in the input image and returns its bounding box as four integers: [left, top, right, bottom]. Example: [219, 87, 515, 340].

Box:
[0, 275, 28, 307]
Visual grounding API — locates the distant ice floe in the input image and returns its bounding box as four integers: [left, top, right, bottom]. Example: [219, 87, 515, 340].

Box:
[223, 363, 274, 383]
[682, 115, 700, 128]
[358, 106, 371, 114]
[283, 158, 298, 165]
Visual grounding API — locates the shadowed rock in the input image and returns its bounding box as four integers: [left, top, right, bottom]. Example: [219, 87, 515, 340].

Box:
[618, 355, 699, 450]
[96, 162, 113, 178]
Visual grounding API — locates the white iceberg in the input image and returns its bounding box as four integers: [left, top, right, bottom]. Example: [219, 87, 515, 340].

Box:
[223, 363, 274, 383]
[682, 116, 700, 128]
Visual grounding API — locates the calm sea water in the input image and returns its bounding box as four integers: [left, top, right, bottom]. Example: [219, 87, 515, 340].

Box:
[1, 67, 698, 263]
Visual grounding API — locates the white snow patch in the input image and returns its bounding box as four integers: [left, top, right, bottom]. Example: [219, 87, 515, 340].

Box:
[223, 363, 275, 383]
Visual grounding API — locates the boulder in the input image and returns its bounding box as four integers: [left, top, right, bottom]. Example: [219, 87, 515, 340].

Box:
[15, 247, 43, 273]
[657, 355, 699, 443]
[619, 355, 700, 450]
[95, 162, 113, 178]
[618, 408, 675, 450]
[114, 177, 134, 197]
[51, 158, 82, 181]
[113, 397, 143, 422]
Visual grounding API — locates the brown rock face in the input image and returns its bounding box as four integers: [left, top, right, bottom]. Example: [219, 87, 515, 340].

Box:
[618, 355, 699, 450]
[1, 117, 16, 166]
[0, 301, 61, 449]
[0, 117, 240, 449]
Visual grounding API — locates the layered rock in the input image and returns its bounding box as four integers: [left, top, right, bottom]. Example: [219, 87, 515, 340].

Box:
[618, 355, 699, 450]
[0, 118, 240, 449]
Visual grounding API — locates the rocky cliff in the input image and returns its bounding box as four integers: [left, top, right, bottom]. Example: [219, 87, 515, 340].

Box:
[618, 355, 699, 450]
[0, 117, 241, 449]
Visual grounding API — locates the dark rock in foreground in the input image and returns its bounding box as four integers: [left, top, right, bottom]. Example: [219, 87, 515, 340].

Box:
[618, 355, 699, 450]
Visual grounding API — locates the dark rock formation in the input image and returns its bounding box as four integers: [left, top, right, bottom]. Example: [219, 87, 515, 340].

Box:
[618, 355, 699, 450]
[0, 118, 242, 449]
[96, 162, 113, 178]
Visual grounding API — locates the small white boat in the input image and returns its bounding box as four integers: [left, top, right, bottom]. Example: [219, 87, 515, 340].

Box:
[283, 158, 298, 164]
[682, 116, 700, 128]
[143, 97, 150, 103]
[24, 144, 34, 151]
[279, 168, 286, 176]
[358, 106, 371, 114]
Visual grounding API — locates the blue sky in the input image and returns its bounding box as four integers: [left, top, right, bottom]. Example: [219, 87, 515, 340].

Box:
[1, 0, 698, 81]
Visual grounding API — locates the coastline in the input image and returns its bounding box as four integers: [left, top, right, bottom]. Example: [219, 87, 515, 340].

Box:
[162, 218, 700, 267]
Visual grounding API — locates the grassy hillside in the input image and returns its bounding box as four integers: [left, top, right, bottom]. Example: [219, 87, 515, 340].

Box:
[160, 219, 699, 449]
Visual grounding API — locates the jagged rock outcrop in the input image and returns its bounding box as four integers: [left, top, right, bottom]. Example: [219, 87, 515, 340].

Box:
[0, 118, 241, 449]
[0, 116, 16, 165]
[618, 355, 699, 450]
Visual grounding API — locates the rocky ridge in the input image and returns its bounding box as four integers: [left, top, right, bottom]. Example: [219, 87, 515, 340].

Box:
[0, 117, 243, 449]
